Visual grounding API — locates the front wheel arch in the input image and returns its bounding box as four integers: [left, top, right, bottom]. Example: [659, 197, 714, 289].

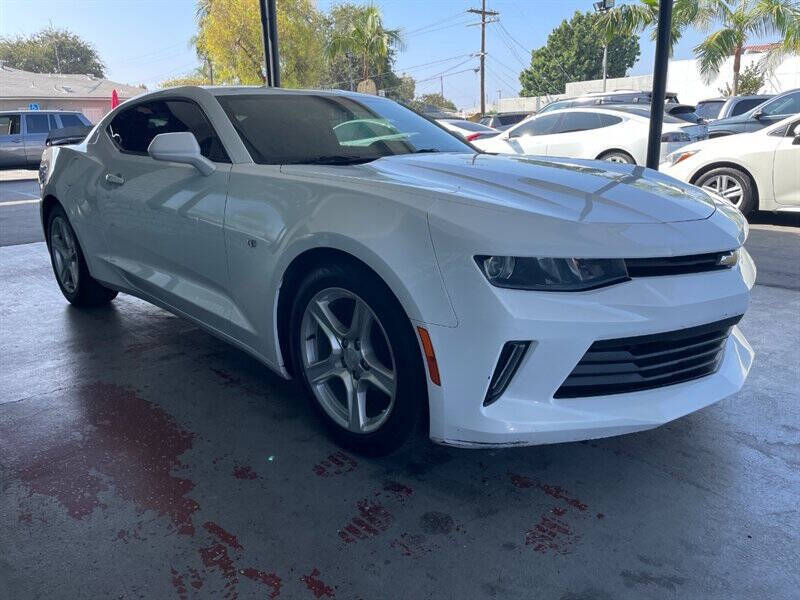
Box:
[596, 149, 636, 164]
[689, 162, 760, 212]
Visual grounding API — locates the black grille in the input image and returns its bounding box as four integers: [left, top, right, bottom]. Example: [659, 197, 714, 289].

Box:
[554, 316, 742, 399]
[625, 251, 735, 278]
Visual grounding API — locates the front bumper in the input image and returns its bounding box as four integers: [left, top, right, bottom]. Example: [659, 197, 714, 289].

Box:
[421, 245, 755, 448]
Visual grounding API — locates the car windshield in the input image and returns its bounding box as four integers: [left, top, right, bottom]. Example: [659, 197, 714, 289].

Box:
[216, 93, 473, 165]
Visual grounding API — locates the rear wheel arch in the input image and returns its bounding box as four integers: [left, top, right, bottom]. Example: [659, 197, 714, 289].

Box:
[596, 149, 636, 164]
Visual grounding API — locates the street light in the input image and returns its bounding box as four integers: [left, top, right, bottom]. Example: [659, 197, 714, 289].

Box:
[593, 0, 615, 92]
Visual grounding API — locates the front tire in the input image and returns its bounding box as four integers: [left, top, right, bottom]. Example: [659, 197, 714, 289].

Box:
[46, 205, 118, 307]
[598, 150, 635, 164]
[694, 166, 755, 215]
[289, 262, 425, 455]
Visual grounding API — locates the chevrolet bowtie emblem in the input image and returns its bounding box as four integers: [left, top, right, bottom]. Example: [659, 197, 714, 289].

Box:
[717, 250, 739, 267]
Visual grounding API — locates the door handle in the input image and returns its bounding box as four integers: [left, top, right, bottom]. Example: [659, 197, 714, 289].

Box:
[105, 173, 125, 185]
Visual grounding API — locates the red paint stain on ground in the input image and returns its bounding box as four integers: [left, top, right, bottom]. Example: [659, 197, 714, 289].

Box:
[509, 474, 588, 511]
[232, 465, 259, 480]
[0, 382, 198, 533]
[241, 568, 282, 599]
[188, 568, 204, 590]
[312, 452, 357, 477]
[204, 521, 244, 551]
[337, 500, 394, 543]
[198, 541, 239, 597]
[525, 514, 579, 555]
[17, 512, 32, 525]
[171, 567, 189, 600]
[551, 507, 567, 516]
[381, 480, 413, 502]
[301, 568, 335, 598]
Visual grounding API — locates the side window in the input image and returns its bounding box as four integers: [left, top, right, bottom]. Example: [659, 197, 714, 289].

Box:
[596, 114, 623, 127]
[513, 114, 562, 137]
[761, 92, 800, 116]
[25, 114, 50, 134]
[553, 112, 602, 133]
[107, 100, 229, 162]
[0, 114, 21, 135]
[59, 114, 85, 128]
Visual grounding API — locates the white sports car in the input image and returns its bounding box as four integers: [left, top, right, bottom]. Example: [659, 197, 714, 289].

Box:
[39, 86, 755, 454]
[662, 114, 800, 216]
[473, 107, 708, 165]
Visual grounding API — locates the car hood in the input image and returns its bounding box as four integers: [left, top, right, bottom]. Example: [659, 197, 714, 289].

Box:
[358, 153, 717, 224]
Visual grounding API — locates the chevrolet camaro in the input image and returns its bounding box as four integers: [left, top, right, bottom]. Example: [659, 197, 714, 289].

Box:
[39, 86, 755, 454]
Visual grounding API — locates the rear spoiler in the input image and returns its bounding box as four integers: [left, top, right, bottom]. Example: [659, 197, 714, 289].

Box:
[46, 125, 93, 147]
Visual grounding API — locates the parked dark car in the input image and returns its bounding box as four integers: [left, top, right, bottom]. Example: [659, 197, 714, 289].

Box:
[707, 89, 800, 138]
[0, 110, 92, 168]
[538, 90, 680, 114]
[695, 95, 772, 121]
[479, 111, 530, 131]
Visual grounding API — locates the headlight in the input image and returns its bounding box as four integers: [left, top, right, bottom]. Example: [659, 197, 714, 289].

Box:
[661, 131, 691, 142]
[665, 149, 699, 166]
[475, 256, 629, 291]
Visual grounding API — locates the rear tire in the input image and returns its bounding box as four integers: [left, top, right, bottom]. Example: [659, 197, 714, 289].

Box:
[289, 261, 426, 456]
[46, 205, 118, 307]
[598, 150, 635, 164]
[694, 166, 755, 216]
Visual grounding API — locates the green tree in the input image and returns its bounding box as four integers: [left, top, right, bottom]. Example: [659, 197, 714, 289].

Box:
[194, 0, 327, 87]
[327, 4, 404, 85]
[718, 62, 766, 95]
[519, 11, 640, 96]
[382, 73, 415, 103]
[410, 93, 457, 112]
[0, 27, 104, 76]
[597, 0, 800, 96]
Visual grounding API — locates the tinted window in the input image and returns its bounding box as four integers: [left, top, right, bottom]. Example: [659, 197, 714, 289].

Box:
[0, 115, 21, 135]
[25, 114, 50, 134]
[59, 114, 84, 127]
[553, 112, 605, 133]
[108, 99, 229, 162]
[216, 94, 472, 164]
[498, 113, 526, 125]
[761, 92, 800, 116]
[49, 115, 58, 130]
[479, 117, 493, 126]
[512, 114, 562, 136]
[695, 101, 724, 119]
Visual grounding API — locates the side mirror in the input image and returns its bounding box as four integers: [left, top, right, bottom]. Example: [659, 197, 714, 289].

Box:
[147, 132, 215, 176]
[792, 124, 800, 145]
[753, 110, 764, 120]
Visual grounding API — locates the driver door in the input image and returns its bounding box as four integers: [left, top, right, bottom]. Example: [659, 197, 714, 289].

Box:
[97, 98, 236, 332]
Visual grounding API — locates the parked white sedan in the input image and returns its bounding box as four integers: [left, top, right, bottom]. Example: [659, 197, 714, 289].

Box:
[474, 107, 707, 164]
[39, 86, 754, 454]
[662, 114, 800, 215]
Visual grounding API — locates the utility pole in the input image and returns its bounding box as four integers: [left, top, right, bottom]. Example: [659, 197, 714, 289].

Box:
[593, 0, 615, 92]
[259, 0, 280, 87]
[468, 1, 499, 115]
[646, 0, 673, 169]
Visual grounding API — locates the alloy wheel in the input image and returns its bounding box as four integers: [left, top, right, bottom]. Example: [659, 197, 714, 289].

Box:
[50, 216, 80, 294]
[701, 174, 743, 207]
[300, 287, 397, 434]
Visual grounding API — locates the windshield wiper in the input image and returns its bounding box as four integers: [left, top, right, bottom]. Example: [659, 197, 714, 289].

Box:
[289, 155, 377, 165]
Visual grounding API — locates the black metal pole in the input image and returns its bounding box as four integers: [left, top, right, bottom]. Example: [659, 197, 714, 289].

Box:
[646, 0, 673, 169]
[259, 0, 280, 87]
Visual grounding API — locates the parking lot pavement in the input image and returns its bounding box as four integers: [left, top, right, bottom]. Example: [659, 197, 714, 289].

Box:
[1, 236, 798, 598]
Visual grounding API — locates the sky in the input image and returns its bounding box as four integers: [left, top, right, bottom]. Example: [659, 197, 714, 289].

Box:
[0, 0, 775, 109]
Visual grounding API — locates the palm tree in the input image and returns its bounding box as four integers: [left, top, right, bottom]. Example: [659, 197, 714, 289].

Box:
[327, 5, 404, 85]
[597, 0, 800, 96]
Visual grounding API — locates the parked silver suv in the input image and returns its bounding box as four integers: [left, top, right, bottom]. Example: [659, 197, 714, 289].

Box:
[0, 110, 91, 169]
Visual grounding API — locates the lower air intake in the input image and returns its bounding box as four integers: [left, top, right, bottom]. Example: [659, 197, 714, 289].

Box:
[484, 341, 530, 406]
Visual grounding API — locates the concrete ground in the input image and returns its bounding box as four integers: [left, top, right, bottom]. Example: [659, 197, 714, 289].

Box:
[1, 179, 798, 599]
